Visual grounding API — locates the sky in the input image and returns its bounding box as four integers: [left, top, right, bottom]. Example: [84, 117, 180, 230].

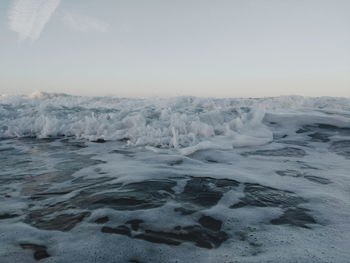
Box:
[0, 0, 349, 98]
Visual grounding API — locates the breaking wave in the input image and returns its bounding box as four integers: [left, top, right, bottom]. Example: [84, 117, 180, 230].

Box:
[1, 91, 349, 153]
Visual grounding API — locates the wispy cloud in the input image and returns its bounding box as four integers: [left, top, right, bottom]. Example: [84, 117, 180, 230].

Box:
[8, 0, 60, 41]
[62, 12, 109, 33]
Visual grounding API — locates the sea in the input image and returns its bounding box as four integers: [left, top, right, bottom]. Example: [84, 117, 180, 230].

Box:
[0, 91, 349, 262]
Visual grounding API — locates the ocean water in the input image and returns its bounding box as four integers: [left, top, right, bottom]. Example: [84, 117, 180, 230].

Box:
[0, 92, 350, 262]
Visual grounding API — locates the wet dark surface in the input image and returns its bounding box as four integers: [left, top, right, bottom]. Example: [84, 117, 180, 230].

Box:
[296, 124, 350, 150]
[297, 124, 350, 136]
[5, 158, 317, 249]
[276, 140, 309, 147]
[230, 183, 317, 228]
[271, 208, 317, 228]
[95, 216, 110, 224]
[308, 132, 330, 142]
[26, 212, 91, 231]
[304, 175, 331, 184]
[231, 183, 305, 208]
[0, 213, 19, 219]
[176, 177, 239, 214]
[276, 169, 304, 177]
[243, 147, 306, 157]
[198, 216, 222, 232]
[78, 179, 176, 211]
[1, 135, 344, 257]
[22, 176, 240, 234]
[276, 170, 332, 184]
[329, 140, 350, 158]
[20, 243, 50, 261]
[110, 149, 135, 157]
[102, 221, 228, 249]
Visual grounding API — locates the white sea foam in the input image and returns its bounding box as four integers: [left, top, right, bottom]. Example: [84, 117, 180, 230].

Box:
[0, 92, 350, 262]
[1, 92, 349, 154]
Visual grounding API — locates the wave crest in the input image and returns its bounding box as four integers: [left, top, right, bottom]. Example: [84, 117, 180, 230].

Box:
[1, 93, 349, 152]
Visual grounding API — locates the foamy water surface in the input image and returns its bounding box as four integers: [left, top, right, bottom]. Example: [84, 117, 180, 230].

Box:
[0, 92, 349, 262]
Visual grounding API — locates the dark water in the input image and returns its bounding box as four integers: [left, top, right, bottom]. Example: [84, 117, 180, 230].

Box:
[1, 120, 350, 262]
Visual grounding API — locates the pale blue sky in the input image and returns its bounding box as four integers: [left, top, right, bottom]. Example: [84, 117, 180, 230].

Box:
[1, 0, 349, 97]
